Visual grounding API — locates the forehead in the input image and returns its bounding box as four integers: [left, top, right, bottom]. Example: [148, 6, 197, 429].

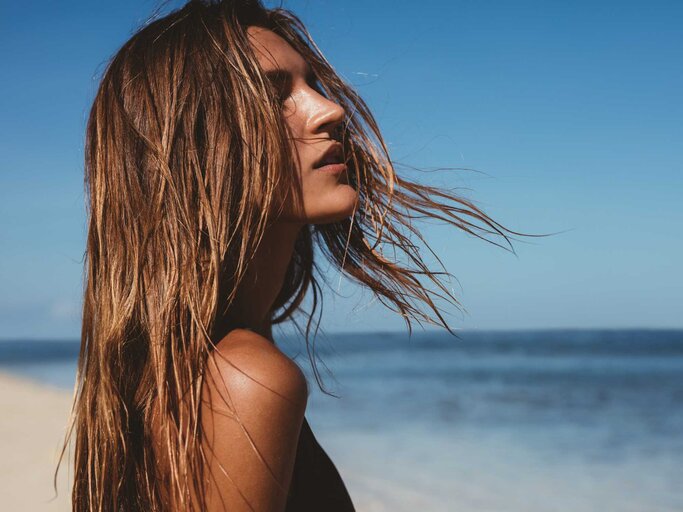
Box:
[246, 26, 307, 74]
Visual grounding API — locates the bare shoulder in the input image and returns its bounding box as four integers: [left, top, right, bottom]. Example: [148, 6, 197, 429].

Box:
[201, 328, 308, 512]
[208, 328, 309, 407]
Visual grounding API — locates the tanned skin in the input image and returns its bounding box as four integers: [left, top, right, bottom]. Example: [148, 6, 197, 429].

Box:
[201, 27, 357, 512]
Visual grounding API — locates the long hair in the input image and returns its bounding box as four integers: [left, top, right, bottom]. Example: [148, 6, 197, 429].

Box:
[63, 1, 532, 510]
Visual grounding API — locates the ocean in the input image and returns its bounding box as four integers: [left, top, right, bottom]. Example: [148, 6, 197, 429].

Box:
[1, 329, 682, 511]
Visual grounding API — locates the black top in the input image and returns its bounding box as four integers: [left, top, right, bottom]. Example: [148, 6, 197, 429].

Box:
[285, 417, 356, 511]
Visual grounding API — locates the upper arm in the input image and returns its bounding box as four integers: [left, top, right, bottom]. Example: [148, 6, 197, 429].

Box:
[201, 329, 308, 512]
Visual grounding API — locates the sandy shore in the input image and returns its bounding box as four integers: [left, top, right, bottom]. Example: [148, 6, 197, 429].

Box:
[0, 372, 385, 512]
[2, 370, 678, 512]
[0, 372, 72, 511]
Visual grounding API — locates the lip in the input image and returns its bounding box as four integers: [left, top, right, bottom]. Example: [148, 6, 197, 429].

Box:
[314, 162, 347, 174]
[313, 142, 344, 169]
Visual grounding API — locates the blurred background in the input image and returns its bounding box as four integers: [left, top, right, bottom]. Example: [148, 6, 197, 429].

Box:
[1, 1, 681, 510]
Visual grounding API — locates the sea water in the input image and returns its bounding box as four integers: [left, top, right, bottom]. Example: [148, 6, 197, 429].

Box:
[2, 329, 682, 511]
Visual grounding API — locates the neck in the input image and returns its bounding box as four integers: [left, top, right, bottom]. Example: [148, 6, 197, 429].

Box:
[222, 222, 303, 342]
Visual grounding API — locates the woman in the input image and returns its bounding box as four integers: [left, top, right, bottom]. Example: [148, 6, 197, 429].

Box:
[64, 1, 522, 510]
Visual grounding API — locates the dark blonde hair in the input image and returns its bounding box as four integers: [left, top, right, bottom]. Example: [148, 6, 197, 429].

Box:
[62, 0, 530, 510]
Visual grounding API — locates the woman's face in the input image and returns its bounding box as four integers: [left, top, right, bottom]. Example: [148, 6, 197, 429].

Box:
[247, 26, 358, 224]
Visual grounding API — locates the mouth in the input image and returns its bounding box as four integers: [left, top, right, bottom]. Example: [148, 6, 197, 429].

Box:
[313, 143, 346, 173]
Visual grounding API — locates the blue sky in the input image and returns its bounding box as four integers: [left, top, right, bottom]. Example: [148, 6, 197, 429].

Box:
[1, 0, 681, 338]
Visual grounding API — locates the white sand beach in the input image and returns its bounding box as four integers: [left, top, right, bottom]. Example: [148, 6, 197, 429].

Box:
[0, 372, 72, 511]
[0, 371, 444, 512]
[2, 367, 681, 512]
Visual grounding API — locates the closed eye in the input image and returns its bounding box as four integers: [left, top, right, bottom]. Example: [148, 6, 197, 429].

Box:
[265, 66, 324, 103]
[264, 69, 292, 103]
[305, 69, 322, 93]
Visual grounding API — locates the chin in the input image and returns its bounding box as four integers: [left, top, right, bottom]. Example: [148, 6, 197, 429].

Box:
[307, 184, 359, 224]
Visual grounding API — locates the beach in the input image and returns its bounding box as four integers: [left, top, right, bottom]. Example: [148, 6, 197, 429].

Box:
[1, 330, 682, 511]
[0, 371, 397, 512]
[0, 372, 72, 512]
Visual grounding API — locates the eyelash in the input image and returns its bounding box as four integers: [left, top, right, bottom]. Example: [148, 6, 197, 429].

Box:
[273, 80, 291, 104]
[272, 75, 322, 104]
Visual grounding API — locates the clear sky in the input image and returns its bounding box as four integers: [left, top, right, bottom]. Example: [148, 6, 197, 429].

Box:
[1, 0, 681, 338]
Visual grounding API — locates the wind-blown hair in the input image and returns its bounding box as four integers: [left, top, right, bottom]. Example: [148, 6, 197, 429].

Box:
[63, 0, 528, 510]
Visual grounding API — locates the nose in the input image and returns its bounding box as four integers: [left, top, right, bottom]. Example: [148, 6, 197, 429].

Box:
[309, 95, 346, 138]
